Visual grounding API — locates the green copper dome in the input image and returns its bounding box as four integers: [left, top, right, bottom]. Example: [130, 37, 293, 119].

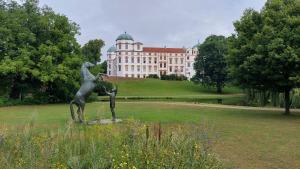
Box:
[107, 46, 117, 52]
[116, 32, 134, 41]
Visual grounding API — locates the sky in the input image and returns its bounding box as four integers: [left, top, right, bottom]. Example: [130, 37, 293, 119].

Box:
[35, 0, 266, 60]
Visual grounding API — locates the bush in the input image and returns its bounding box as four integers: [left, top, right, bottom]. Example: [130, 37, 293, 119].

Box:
[161, 74, 187, 81]
[147, 74, 159, 79]
[94, 80, 113, 96]
[0, 121, 224, 169]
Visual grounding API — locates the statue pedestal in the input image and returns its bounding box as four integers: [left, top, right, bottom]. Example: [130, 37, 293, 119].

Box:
[87, 119, 122, 125]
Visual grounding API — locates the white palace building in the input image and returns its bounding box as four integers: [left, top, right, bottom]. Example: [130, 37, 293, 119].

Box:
[107, 32, 198, 80]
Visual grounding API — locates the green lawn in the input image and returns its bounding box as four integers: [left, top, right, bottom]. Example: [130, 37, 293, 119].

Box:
[0, 102, 299, 169]
[109, 78, 241, 96]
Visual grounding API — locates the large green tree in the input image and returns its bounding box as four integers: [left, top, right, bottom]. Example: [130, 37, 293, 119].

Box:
[227, 0, 300, 114]
[82, 39, 104, 63]
[193, 35, 227, 93]
[0, 0, 83, 102]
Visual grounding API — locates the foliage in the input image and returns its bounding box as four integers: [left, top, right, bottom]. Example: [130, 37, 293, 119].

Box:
[81, 39, 105, 64]
[227, 0, 300, 114]
[147, 74, 159, 79]
[193, 35, 228, 93]
[160, 74, 187, 81]
[0, 121, 223, 169]
[94, 80, 113, 96]
[0, 0, 83, 102]
[100, 60, 107, 74]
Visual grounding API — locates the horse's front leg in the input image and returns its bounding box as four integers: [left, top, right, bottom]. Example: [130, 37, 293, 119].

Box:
[79, 104, 85, 123]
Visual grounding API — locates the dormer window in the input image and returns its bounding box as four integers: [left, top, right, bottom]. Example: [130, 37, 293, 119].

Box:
[125, 43, 128, 49]
[137, 44, 140, 50]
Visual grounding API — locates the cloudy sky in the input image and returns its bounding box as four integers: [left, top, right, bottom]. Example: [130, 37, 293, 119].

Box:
[36, 0, 266, 60]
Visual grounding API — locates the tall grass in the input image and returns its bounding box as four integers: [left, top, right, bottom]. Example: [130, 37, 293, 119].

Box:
[0, 121, 224, 169]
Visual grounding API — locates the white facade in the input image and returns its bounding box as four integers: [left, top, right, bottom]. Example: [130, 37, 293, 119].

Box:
[107, 33, 198, 80]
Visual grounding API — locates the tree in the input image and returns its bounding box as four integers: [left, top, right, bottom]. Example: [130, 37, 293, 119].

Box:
[0, 0, 83, 102]
[193, 35, 227, 93]
[227, 0, 300, 114]
[82, 39, 105, 63]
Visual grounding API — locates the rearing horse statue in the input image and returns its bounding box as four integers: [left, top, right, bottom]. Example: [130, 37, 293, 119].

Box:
[70, 62, 106, 123]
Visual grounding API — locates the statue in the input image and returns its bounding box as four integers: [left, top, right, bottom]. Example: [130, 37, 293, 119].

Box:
[70, 62, 106, 123]
[103, 85, 118, 121]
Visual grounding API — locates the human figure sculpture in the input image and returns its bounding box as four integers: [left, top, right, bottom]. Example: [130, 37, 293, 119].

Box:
[70, 62, 106, 123]
[103, 85, 118, 121]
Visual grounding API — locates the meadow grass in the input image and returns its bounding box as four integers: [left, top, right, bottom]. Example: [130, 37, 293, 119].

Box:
[0, 120, 223, 169]
[0, 102, 300, 168]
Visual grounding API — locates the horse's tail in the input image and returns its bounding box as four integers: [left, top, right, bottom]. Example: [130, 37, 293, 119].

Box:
[70, 100, 76, 121]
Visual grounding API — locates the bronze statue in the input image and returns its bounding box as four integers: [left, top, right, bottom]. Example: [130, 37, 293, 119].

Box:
[103, 85, 118, 121]
[70, 62, 106, 123]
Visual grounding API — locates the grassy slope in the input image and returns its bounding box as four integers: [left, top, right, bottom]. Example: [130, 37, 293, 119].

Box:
[107, 78, 241, 96]
[0, 102, 299, 169]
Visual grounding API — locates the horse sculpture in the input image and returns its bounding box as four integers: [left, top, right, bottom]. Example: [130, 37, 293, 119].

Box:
[70, 62, 106, 123]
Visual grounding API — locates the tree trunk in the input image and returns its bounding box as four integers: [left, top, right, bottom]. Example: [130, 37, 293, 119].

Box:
[284, 88, 291, 115]
[216, 82, 222, 94]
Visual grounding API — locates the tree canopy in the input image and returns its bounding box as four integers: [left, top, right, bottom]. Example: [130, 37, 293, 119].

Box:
[193, 35, 227, 93]
[227, 0, 300, 114]
[82, 39, 105, 64]
[0, 0, 84, 102]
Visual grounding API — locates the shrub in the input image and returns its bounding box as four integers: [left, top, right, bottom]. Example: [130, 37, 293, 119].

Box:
[161, 74, 187, 81]
[94, 80, 113, 96]
[147, 74, 159, 79]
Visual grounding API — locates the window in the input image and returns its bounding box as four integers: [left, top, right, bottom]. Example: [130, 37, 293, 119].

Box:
[137, 65, 140, 71]
[169, 66, 172, 72]
[187, 62, 190, 67]
[160, 63, 162, 68]
[125, 43, 128, 49]
[131, 57, 134, 63]
[119, 57, 121, 63]
[125, 52, 128, 55]
[125, 74, 128, 77]
[181, 58, 184, 64]
[137, 44, 140, 50]
[125, 57, 128, 63]
[187, 56, 189, 60]
[119, 44, 121, 49]
[137, 57, 140, 63]
[164, 56, 166, 60]
[109, 71, 111, 75]
[175, 58, 178, 64]
[125, 65, 128, 71]
[164, 63, 166, 68]
[143, 65, 146, 72]
[137, 52, 140, 55]
[154, 66, 157, 71]
[169, 58, 172, 64]
[154, 58, 157, 64]
[181, 66, 184, 72]
[149, 66, 152, 72]
[118, 65, 121, 71]
[149, 57, 152, 64]
[137, 74, 140, 78]
[143, 57, 146, 63]
[131, 65, 134, 71]
[109, 64, 111, 69]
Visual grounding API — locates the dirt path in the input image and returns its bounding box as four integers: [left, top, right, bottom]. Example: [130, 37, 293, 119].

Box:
[121, 101, 300, 113]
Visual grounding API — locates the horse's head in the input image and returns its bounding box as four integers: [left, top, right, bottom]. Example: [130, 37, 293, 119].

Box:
[83, 62, 95, 68]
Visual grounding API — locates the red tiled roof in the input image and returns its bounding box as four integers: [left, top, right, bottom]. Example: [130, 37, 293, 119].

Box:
[143, 47, 186, 53]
